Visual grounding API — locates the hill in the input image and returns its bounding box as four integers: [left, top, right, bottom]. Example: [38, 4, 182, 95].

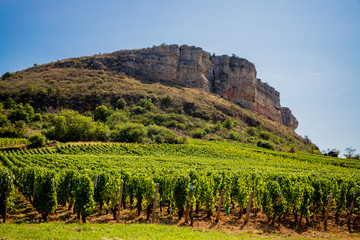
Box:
[0, 45, 313, 152]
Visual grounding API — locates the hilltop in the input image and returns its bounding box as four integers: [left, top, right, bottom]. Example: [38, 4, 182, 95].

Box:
[0, 44, 313, 152]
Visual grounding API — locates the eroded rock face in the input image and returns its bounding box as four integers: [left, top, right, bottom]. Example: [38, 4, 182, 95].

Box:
[60, 44, 298, 129]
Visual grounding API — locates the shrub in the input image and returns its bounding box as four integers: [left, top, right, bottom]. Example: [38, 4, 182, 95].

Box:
[9, 103, 34, 123]
[228, 131, 241, 141]
[131, 106, 145, 115]
[116, 98, 127, 110]
[257, 141, 274, 150]
[193, 128, 207, 139]
[111, 123, 147, 143]
[29, 133, 49, 148]
[32, 113, 42, 122]
[259, 131, 271, 140]
[137, 98, 154, 111]
[147, 125, 177, 143]
[43, 110, 106, 142]
[223, 117, 234, 130]
[94, 105, 111, 122]
[1, 72, 12, 80]
[161, 95, 173, 107]
[246, 127, 257, 136]
[106, 110, 128, 129]
[4, 97, 16, 109]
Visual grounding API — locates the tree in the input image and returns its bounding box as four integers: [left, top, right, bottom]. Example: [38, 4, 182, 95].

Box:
[116, 98, 127, 110]
[323, 148, 340, 158]
[29, 133, 48, 148]
[344, 147, 356, 159]
[94, 105, 110, 122]
[4, 97, 16, 109]
[1, 72, 12, 80]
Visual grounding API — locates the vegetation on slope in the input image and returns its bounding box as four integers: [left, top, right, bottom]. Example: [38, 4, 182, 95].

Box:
[0, 66, 315, 152]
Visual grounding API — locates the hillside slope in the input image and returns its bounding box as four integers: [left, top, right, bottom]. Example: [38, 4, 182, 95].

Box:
[0, 45, 312, 152]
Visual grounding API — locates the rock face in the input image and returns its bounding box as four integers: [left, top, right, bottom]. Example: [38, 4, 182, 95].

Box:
[59, 44, 298, 129]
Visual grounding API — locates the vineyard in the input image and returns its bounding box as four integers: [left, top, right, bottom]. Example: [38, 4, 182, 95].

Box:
[0, 140, 360, 233]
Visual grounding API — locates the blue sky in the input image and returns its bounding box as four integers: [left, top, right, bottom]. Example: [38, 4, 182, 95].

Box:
[1, 0, 359, 155]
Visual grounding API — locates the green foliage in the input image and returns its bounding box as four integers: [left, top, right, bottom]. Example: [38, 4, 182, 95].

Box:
[193, 128, 207, 139]
[74, 174, 96, 222]
[147, 125, 177, 144]
[34, 170, 58, 221]
[1, 72, 12, 80]
[131, 106, 145, 115]
[1, 140, 360, 224]
[111, 123, 147, 143]
[32, 113, 42, 122]
[4, 98, 16, 110]
[106, 110, 128, 129]
[223, 117, 234, 130]
[44, 110, 109, 142]
[116, 98, 127, 110]
[173, 175, 190, 218]
[257, 141, 274, 150]
[29, 133, 48, 148]
[94, 105, 111, 122]
[161, 95, 173, 107]
[0, 167, 15, 221]
[259, 131, 271, 140]
[228, 131, 241, 141]
[246, 127, 257, 136]
[137, 98, 154, 111]
[8, 103, 34, 123]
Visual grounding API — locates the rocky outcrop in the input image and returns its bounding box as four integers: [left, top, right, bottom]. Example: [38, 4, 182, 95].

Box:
[281, 107, 298, 130]
[57, 44, 298, 129]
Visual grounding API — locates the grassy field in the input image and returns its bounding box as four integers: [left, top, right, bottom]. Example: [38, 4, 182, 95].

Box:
[1, 223, 358, 240]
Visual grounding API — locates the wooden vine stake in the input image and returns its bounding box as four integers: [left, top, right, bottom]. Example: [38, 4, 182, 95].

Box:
[185, 203, 190, 223]
[324, 193, 333, 231]
[152, 183, 159, 223]
[347, 201, 354, 231]
[117, 180, 124, 223]
[244, 190, 254, 223]
[215, 189, 225, 223]
[3, 176, 10, 223]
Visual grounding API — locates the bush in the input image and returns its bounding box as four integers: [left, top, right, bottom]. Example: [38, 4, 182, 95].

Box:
[161, 95, 173, 107]
[246, 127, 257, 136]
[106, 110, 128, 129]
[43, 110, 109, 142]
[193, 128, 207, 139]
[228, 131, 241, 141]
[1, 72, 12, 80]
[223, 117, 234, 130]
[116, 98, 127, 110]
[94, 105, 111, 122]
[9, 103, 34, 123]
[257, 141, 274, 150]
[147, 125, 177, 143]
[131, 106, 145, 115]
[111, 123, 147, 143]
[32, 113, 42, 122]
[259, 131, 271, 140]
[137, 98, 154, 111]
[29, 133, 48, 148]
[3, 97, 16, 109]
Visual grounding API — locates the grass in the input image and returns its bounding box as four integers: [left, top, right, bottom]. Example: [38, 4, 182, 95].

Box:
[1, 223, 357, 240]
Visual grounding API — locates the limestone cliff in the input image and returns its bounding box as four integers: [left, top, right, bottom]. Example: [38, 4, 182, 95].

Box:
[56, 44, 298, 129]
